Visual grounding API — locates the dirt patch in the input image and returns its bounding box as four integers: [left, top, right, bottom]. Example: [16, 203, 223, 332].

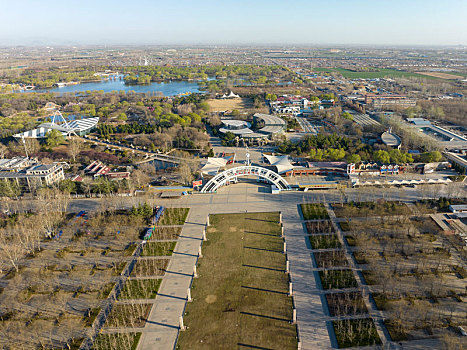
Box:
[415, 71, 464, 80]
[229, 227, 237, 232]
[207, 98, 253, 112]
[205, 294, 217, 303]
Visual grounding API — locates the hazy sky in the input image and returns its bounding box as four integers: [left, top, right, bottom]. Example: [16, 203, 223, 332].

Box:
[2, 0, 466, 46]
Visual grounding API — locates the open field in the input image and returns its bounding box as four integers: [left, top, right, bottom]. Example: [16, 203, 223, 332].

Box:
[313, 67, 431, 79]
[177, 212, 297, 350]
[206, 97, 254, 112]
[415, 71, 465, 80]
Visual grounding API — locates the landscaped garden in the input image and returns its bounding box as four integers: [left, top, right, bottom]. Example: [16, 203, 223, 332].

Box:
[105, 304, 152, 328]
[118, 279, 162, 300]
[313, 250, 349, 268]
[305, 220, 335, 234]
[332, 201, 407, 218]
[177, 212, 297, 349]
[332, 318, 382, 348]
[130, 259, 168, 277]
[308, 234, 342, 249]
[319, 269, 358, 289]
[93, 332, 142, 350]
[158, 208, 190, 225]
[141, 242, 176, 256]
[325, 292, 367, 316]
[300, 203, 330, 220]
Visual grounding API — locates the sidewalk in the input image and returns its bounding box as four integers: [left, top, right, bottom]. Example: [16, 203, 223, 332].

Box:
[137, 207, 208, 350]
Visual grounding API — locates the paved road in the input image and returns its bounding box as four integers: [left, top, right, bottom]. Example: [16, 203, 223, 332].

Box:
[296, 116, 318, 134]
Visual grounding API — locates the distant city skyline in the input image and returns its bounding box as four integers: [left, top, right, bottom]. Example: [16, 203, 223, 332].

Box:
[2, 0, 466, 46]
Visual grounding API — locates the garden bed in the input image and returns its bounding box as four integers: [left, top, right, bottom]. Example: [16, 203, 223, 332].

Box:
[130, 259, 168, 277]
[105, 304, 152, 328]
[332, 318, 382, 348]
[158, 208, 189, 225]
[325, 291, 368, 316]
[300, 204, 330, 220]
[308, 235, 341, 249]
[118, 279, 162, 299]
[319, 270, 358, 289]
[306, 220, 335, 234]
[93, 332, 142, 350]
[141, 242, 176, 256]
[314, 250, 349, 268]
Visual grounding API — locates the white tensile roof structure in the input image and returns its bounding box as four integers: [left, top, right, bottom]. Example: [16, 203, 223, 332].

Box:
[14, 110, 99, 139]
[200, 157, 228, 176]
[221, 91, 240, 99]
[263, 154, 294, 174]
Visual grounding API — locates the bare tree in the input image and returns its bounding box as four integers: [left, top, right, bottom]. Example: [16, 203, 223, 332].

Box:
[67, 137, 82, 162]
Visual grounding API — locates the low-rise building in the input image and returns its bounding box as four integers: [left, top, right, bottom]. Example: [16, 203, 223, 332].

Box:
[0, 162, 64, 190]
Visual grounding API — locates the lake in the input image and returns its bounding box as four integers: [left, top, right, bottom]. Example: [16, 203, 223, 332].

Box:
[25, 76, 204, 96]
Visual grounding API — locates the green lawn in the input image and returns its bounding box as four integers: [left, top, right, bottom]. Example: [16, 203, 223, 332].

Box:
[300, 204, 330, 220]
[177, 212, 297, 350]
[141, 241, 176, 256]
[93, 332, 142, 350]
[332, 318, 382, 348]
[118, 279, 161, 299]
[158, 208, 189, 225]
[313, 67, 430, 79]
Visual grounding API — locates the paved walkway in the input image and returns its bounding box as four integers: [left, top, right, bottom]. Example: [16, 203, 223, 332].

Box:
[281, 208, 333, 349]
[137, 206, 208, 350]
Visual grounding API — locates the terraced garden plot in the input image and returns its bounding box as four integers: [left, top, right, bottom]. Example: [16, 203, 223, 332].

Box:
[319, 269, 358, 290]
[105, 304, 152, 328]
[130, 259, 168, 277]
[149, 227, 182, 240]
[325, 291, 368, 316]
[306, 220, 335, 234]
[158, 208, 189, 225]
[141, 241, 176, 256]
[313, 250, 349, 268]
[118, 279, 162, 300]
[308, 234, 342, 249]
[300, 203, 330, 220]
[332, 318, 382, 348]
[332, 201, 407, 218]
[93, 333, 142, 350]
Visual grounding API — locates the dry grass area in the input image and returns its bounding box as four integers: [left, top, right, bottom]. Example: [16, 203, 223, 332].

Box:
[206, 98, 254, 112]
[415, 71, 465, 80]
[177, 212, 297, 350]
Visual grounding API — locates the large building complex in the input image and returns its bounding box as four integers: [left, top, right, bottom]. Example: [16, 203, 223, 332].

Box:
[218, 113, 286, 140]
[365, 94, 417, 108]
